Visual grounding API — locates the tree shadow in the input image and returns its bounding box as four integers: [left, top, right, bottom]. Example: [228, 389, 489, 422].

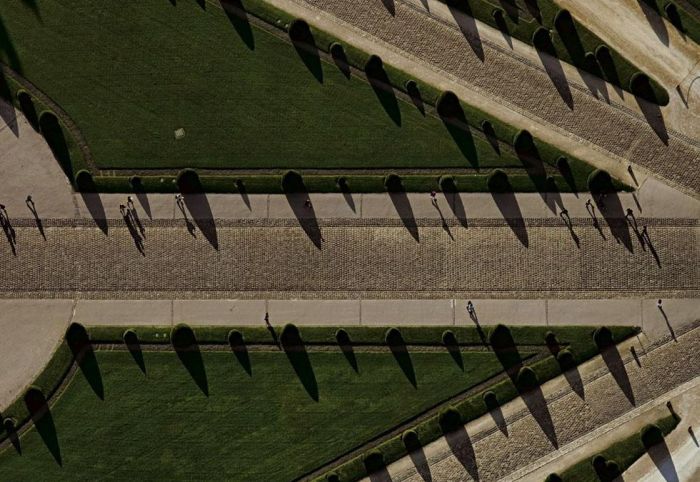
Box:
[601, 345, 635, 406]
[648, 439, 679, 482]
[389, 190, 419, 242]
[484, 392, 508, 436]
[637, 0, 669, 46]
[220, 0, 255, 50]
[481, 120, 500, 155]
[533, 28, 573, 109]
[17, 91, 39, 131]
[521, 386, 559, 448]
[492, 8, 514, 48]
[228, 330, 252, 376]
[438, 93, 478, 166]
[442, 331, 464, 371]
[289, 20, 323, 84]
[635, 93, 669, 145]
[524, 0, 542, 22]
[387, 328, 417, 388]
[281, 325, 319, 401]
[405, 80, 425, 116]
[284, 178, 323, 249]
[490, 185, 529, 247]
[556, 157, 578, 195]
[0, 87, 18, 137]
[172, 325, 209, 396]
[381, 0, 396, 16]
[563, 366, 584, 399]
[179, 172, 219, 250]
[39, 112, 74, 184]
[123, 330, 146, 375]
[3, 418, 21, 454]
[0, 17, 22, 72]
[1, 209, 17, 256]
[444, 426, 479, 481]
[593, 190, 634, 252]
[330, 43, 351, 79]
[80, 192, 108, 235]
[447, 3, 485, 61]
[24, 388, 61, 466]
[595, 46, 624, 98]
[233, 179, 251, 210]
[66, 323, 104, 400]
[336, 329, 358, 373]
[21, 0, 41, 20]
[366, 55, 401, 126]
[337, 177, 356, 213]
[445, 192, 469, 228]
[130, 177, 152, 220]
[404, 431, 432, 481]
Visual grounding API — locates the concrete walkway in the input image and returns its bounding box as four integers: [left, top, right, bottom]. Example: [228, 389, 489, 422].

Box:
[376, 326, 700, 482]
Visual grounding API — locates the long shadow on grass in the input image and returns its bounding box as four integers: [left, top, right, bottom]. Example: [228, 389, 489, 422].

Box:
[366, 56, 401, 126]
[228, 330, 252, 376]
[336, 329, 358, 372]
[123, 330, 146, 375]
[387, 329, 417, 388]
[67, 323, 104, 400]
[3, 418, 21, 454]
[438, 101, 478, 167]
[442, 331, 464, 371]
[281, 325, 319, 401]
[24, 388, 61, 466]
[290, 20, 323, 83]
[648, 439, 679, 482]
[173, 327, 209, 396]
[220, 0, 255, 50]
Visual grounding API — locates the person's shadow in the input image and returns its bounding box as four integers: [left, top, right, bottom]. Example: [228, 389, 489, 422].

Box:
[26, 197, 46, 240]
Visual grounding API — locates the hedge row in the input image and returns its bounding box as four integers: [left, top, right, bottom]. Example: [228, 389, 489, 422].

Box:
[436, 0, 669, 105]
[638, 0, 700, 45]
[555, 415, 680, 481]
[314, 325, 638, 481]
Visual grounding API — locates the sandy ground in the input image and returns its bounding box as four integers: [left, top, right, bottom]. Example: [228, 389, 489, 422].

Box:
[556, 0, 700, 139]
[0, 300, 73, 412]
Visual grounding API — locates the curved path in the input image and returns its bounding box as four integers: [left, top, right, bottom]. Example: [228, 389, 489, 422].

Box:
[266, 0, 700, 197]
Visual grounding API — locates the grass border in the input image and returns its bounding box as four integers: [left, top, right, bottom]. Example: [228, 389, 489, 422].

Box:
[0, 0, 630, 193]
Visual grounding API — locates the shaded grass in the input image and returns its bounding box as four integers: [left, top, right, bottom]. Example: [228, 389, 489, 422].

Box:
[0, 349, 505, 481]
[0, 0, 617, 193]
[0, 0, 514, 171]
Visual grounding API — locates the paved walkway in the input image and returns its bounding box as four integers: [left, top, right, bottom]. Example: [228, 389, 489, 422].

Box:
[375, 325, 700, 482]
[266, 0, 700, 197]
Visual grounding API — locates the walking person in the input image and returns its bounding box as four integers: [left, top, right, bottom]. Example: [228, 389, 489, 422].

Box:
[466, 300, 475, 321]
[127, 195, 135, 210]
[430, 190, 437, 207]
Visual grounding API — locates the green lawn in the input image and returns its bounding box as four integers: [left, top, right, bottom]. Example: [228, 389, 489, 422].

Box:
[0, 0, 521, 171]
[0, 348, 508, 481]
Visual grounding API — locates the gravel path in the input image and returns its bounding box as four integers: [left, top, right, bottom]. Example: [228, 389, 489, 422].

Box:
[286, 0, 700, 195]
[379, 326, 700, 481]
[0, 223, 696, 298]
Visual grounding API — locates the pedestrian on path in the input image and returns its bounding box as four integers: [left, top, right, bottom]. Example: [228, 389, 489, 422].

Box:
[127, 195, 135, 210]
[430, 191, 437, 207]
[304, 197, 312, 209]
[559, 208, 571, 226]
[466, 301, 476, 322]
[657, 299, 663, 310]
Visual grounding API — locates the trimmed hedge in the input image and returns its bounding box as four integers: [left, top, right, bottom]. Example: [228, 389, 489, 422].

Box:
[640, 423, 664, 448]
[560, 414, 679, 481]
